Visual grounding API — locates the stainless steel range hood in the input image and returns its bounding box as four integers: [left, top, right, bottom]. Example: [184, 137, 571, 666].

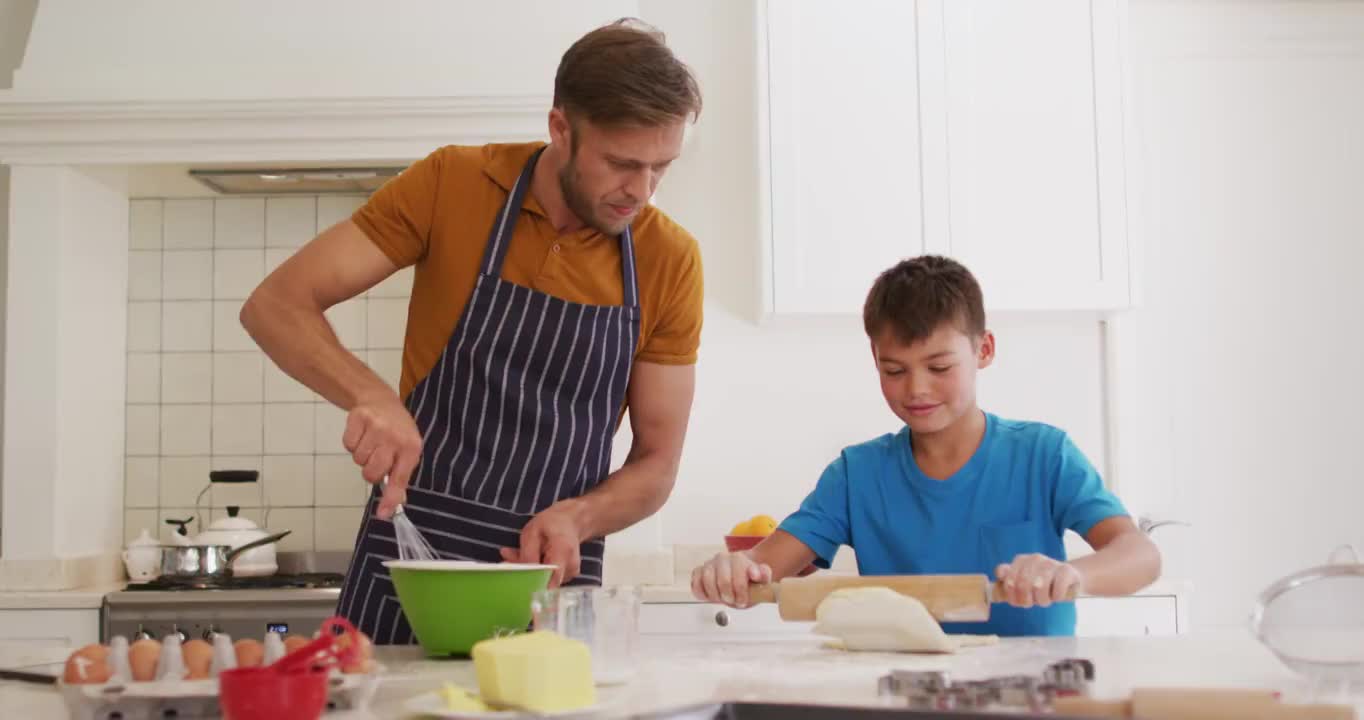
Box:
[188, 166, 406, 195]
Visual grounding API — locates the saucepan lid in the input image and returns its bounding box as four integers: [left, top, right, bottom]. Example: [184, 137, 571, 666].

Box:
[1250, 544, 1364, 685]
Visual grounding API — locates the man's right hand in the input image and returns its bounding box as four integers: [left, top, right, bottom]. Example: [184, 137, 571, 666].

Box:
[690, 551, 773, 609]
[343, 393, 423, 520]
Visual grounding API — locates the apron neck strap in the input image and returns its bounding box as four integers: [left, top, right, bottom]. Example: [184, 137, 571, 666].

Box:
[480, 146, 640, 310]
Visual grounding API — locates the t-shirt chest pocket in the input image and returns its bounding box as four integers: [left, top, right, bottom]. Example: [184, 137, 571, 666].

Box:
[979, 520, 1047, 569]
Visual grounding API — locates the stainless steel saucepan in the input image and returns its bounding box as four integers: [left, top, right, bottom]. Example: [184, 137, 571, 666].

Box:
[159, 531, 291, 581]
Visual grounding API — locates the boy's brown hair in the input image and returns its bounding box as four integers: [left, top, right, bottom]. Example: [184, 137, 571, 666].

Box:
[863, 255, 987, 345]
[553, 18, 703, 129]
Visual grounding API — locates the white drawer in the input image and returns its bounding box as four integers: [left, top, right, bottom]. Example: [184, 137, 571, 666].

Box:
[639, 603, 815, 638]
[1075, 595, 1179, 637]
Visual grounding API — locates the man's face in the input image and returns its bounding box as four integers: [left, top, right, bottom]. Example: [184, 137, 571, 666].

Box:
[551, 110, 685, 235]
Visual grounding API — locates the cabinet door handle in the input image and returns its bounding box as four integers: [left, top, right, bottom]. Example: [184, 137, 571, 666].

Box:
[714, 610, 730, 627]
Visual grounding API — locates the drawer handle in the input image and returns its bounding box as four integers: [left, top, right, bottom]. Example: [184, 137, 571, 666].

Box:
[714, 610, 730, 627]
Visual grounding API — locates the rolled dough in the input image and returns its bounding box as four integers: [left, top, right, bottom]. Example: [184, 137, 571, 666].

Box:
[812, 587, 998, 654]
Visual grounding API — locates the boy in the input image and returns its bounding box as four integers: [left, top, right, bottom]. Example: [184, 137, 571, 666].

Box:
[691, 256, 1161, 636]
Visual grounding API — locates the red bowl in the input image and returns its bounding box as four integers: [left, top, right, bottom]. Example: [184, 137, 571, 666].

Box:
[219, 666, 330, 720]
[724, 535, 818, 577]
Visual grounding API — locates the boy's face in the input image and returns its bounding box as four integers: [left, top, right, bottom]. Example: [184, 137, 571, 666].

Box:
[871, 323, 995, 435]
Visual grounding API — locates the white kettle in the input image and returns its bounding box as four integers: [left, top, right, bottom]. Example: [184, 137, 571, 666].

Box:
[193, 506, 278, 577]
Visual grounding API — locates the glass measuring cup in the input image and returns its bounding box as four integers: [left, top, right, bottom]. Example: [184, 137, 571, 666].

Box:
[531, 585, 642, 686]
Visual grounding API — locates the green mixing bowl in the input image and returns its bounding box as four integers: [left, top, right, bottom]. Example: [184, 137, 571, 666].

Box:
[383, 560, 554, 656]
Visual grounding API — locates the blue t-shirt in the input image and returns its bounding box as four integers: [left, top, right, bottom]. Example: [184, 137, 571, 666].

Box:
[778, 412, 1126, 637]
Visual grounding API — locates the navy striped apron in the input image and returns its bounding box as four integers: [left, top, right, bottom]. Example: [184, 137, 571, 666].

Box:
[336, 147, 641, 644]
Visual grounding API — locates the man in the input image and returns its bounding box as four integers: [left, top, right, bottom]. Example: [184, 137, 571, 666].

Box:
[240, 18, 703, 643]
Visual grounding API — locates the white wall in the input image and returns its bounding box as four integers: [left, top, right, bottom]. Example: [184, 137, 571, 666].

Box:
[7, 0, 637, 101]
[1116, 0, 1364, 629]
[4, 166, 127, 557]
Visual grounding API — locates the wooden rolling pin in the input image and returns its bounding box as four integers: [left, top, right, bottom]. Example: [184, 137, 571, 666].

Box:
[746, 573, 1077, 622]
[1052, 688, 1356, 719]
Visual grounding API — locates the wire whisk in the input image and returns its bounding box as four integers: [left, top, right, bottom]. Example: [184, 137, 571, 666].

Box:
[383, 476, 439, 561]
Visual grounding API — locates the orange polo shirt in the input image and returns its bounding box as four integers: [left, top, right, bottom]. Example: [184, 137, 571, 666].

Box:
[352, 141, 704, 402]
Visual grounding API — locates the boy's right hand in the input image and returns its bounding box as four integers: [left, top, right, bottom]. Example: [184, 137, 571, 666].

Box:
[691, 551, 774, 608]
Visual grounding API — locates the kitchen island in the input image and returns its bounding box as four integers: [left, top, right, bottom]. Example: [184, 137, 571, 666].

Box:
[0, 631, 1355, 718]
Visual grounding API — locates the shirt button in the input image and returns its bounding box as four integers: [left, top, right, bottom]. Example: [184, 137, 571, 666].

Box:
[552, 243, 562, 254]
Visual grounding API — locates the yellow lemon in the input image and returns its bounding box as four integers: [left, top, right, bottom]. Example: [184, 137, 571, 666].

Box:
[748, 515, 778, 536]
[730, 519, 753, 536]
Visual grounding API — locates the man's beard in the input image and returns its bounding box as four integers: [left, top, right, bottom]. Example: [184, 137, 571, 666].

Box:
[557, 157, 627, 236]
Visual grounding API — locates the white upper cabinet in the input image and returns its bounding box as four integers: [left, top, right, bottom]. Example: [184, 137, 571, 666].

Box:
[765, 0, 926, 314]
[765, 0, 1135, 313]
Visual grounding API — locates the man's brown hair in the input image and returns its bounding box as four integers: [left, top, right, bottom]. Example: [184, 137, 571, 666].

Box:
[863, 255, 987, 346]
[553, 18, 702, 127]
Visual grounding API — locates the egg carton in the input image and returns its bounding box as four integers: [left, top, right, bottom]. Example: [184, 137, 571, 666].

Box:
[57, 629, 381, 720]
[57, 668, 382, 720]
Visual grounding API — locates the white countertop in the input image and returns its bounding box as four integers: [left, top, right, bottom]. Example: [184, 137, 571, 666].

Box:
[0, 583, 125, 610]
[1, 630, 1354, 719]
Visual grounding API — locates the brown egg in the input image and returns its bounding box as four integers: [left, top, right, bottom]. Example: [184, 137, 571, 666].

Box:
[233, 638, 264, 668]
[63, 644, 113, 684]
[283, 635, 310, 655]
[180, 639, 213, 679]
[128, 639, 161, 682]
[341, 632, 374, 674]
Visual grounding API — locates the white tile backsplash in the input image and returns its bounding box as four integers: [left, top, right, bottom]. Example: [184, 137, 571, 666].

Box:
[212, 404, 264, 455]
[214, 249, 265, 300]
[161, 405, 212, 456]
[367, 350, 403, 391]
[214, 198, 265, 248]
[126, 405, 160, 455]
[128, 251, 162, 300]
[159, 457, 210, 507]
[163, 199, 213, 249]
[264, 455, 315, 507]
[127, 302, 162, 352]
[265, 403, 315, 454]
[370, 266, 415, 299]
[264, 361, 315, 402]
[126, 353, 161, 404]
[317, 195, 365, 231]
[314, 455, 369, 507]
[326, 298, 367, 351]
[366, 298, 409, 349]
[265, 248, 294, 276]
[213, 300, 256, 351]
[129, 200, 163, 250]
[163, 302, 213, 351]
[161, 353, 212, 403]
[125, 194, 407, 552]
[266, 197, 317, 248]
[314, 508, 363, 550]
[162, 250, 213, 300]
[125, 457, 160, 508]
[313, 403, 349, 456]
[214, 352, 264, 403]
[124, 509, 159, 543]
[263, 508, 313, 552]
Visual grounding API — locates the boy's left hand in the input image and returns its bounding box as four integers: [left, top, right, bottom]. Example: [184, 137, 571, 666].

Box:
[995, 554, 1084, 608]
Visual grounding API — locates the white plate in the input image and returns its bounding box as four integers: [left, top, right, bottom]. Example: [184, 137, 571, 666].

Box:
[382, 560, 556, 572]
[402, 690, 611, 719]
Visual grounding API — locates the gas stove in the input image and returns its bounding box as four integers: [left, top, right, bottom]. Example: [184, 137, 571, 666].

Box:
[101, 552, 349, 643]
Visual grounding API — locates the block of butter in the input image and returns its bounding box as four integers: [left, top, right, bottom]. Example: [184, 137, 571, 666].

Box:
[471, 631, 596, 713]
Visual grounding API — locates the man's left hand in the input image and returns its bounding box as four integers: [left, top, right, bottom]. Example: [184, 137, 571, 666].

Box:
[500, 500, 587, 588]
[994, 553, 1084, 608]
